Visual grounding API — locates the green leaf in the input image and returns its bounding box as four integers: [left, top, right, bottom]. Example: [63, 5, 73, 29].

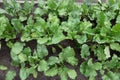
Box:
[11, 19, 23, 33]
[48, 56, 60, 65]
[97, 11, 106, 26]
[22, 47, 31, 56]
[20, 67, 30, 80]
[11, 42, 24, 54]
[75, 34, 87, 44]
[81, 44, 90, 59]
[94, 62, 102, 70]
[34, 8, 46, 16]
[59, 47, 75, 61]
[37, 37, 49, 44]
[5, 70, 16, 80]
[80, 59, 101, 78]
[102, 71, 119, 80]
[112, 23, 120, 32]
[44, 66, 58, 77]
[0, 16, 8, 36]
[104, 46, 110, 59]
[98, 0, 102, 3]
[48, 0, 57, 10]
[36, 44, 48, 59]
[10, 42, 24, 63]
[80, 20, 92, 32]
[103, 55, 119, 70]
[67, 69, 77, 79]
[110, 43, 120, 52]
[66, 57, 78, 66]
[27, 16, 34, 25]
[23, 0, 34, 14]
[0, 65, 8, 70]
[94, 45, 106, 60]
[18, 53, 27, 63]
[19, 15, 27, 22]
[33, 70, 38, 78]
[51, 31, 66, 44]
[0, 8, 8, 14]
[58, 9, 67, 16]
[116, 15, 120, 23]
[59, 67, 68, 80]
[38, 60, 49, 72]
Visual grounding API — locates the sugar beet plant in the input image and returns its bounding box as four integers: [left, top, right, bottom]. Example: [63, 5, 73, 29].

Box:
[0, 0, 120, 80]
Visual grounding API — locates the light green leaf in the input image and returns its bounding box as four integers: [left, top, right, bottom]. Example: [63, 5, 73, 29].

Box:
[66, 57, 78, 66]
[37, 37, 49, 44]
[59, 67, 68, 80]
[38, 60, 49, 72]
[0, 8, 8, 14]
[67, 69, 77, 79]
[80, 59, 100, 78]
[94, 62, 102, 70]
[19, 15, 27, 22]
[58, 9, 67, 16]
[104, 46, 110, 59]
[116, 15, 120, 23]
[98, 0, 102, 4]
[0, 65, 8, 70]
[0, 16, 8, 36]
[33, 70, 37, 78]
[34, 8, 46, 16]
[18, 53, 27, 62]
[48, 56, 60, 65]
[11, 42, 24, 54]
[75, 34, 87, 44]
[51, 31, 66, 44]
[110, 43, 120, 52]
[80, 20, 92, 32]
[5, 70, 16, 80]
[36, 44, 48, 59]
[59, 47, 75, 61]
[44, 66, 58, 77]
[20, 67, 30, 80]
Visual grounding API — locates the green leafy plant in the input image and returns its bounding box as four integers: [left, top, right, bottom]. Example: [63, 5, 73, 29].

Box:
[0, 0, 120, 80]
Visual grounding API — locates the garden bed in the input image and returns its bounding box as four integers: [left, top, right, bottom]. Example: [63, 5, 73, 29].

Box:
[0, 0, 120, 80]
